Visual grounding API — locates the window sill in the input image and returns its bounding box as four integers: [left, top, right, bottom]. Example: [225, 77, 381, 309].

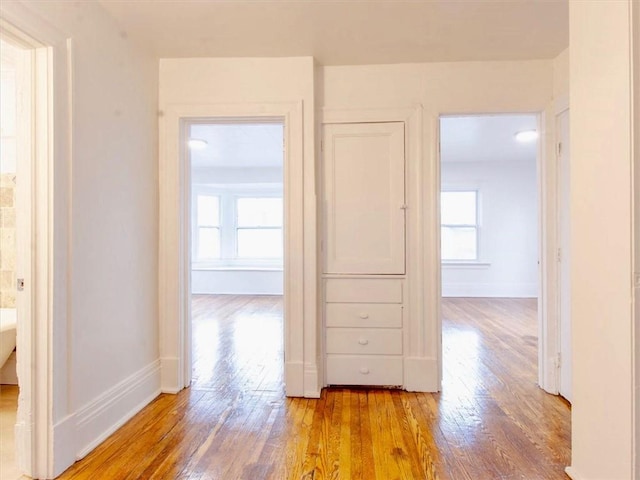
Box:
[442, 261, 491, 269]
[192, 265, 283, 272]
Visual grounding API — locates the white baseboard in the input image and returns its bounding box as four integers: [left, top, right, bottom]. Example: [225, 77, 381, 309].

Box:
[52, 414, 77, 478]
[75, 360, 161, 460]
[303, 363, 321, 398]
[442, 282, 537, 298]
[404, 357, 439, 392]
[160, 356, 181, 393]
[564, 466, 585, 479]
[285, 360, 304, 397]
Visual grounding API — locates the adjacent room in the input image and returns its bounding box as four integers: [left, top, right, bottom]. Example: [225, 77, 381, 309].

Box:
[188, 121, 285, 393]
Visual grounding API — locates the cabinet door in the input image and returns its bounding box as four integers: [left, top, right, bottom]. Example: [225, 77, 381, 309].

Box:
[323, 122, 405, 274]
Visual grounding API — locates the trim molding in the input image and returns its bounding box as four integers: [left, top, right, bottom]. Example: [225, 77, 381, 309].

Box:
[564, 466, 585, 480]
[442, 282, 537, 298]
[404, 357, 439, 392]
[75, 360, 161, 460]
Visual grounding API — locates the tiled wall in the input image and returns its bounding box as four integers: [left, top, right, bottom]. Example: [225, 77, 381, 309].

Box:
[0, 173, 16, 308]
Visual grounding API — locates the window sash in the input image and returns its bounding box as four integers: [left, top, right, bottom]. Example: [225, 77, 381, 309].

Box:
[441, 190, 479, 261]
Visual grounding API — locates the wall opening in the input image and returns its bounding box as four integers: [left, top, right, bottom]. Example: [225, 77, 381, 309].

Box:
[187, 119, 286, 393]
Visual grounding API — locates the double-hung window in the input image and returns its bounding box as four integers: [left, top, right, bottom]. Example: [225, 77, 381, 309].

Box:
[236, 197, 283, 259]
[193, 186, 283, 267]
[195, 194, 221, 260]
[441, 190, 479, 261]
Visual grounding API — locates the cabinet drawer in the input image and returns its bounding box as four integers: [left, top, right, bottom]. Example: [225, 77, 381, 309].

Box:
[326, 328, 402, 355]
[326, 303, 402, 328]
[325, 278, 403, 303]
[326, 355, 403, 386]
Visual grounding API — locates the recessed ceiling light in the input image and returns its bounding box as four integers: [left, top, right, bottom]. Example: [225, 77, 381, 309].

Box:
[188, 138, 208, 150]
[514, 130, 538, 143]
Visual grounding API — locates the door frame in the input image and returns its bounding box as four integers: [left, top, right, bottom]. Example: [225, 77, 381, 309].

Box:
[0, 7, 72, 478]
[159, 102, 320, 397]
[435, 109, 560, 395]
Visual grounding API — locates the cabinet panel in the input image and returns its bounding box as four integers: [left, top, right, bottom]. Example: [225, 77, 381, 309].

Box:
[323, 122, 405, 274]
[325, 303, 402, 328]
[325, 278, 403, 303]
[326, 355, 403, 386]
[326, 328, 402, 355]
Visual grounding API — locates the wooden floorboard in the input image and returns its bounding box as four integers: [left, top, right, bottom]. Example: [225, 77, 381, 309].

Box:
[57, 296, 570, 479]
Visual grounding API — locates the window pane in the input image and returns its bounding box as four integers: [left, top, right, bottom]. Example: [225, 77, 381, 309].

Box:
[441, 191, 476, 225]
[237, 228, 283, 258]
[198, 227, 220, 259]
[197, 195, 219, 226]
[237, 198, 283, 227]
[441, 226, 477, 260]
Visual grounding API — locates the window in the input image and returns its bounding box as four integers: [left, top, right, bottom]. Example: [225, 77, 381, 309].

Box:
[196, 195, 220, 260]
[441, 191, 478, 261]
[192, 187, 283, 267]
[236, 197, 283, 258]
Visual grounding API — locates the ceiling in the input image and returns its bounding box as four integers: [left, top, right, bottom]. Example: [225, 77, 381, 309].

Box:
[189, 122, 284, 168]
[98, 0, 568, 65]
[440, 114, 538, 163]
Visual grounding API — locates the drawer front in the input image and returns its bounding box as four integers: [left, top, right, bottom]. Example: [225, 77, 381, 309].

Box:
[326, 355, 403, 386]
[326, 328, 402, 355]
[325, 278, 403, 303]
[326, 303, 402, 328]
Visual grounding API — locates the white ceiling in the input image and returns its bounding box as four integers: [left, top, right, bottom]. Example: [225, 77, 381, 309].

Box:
[189, 122, 284, 168]
[440, 114, 538, 163]
[98, 0, 568, 65]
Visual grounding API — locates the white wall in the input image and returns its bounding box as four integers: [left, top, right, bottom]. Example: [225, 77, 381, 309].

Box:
[568, 1, 635, 478]
[3, 1, 160, 475]
[321, 59, 554, 391]
[159, 57, 318, 397]
[441, 159, 538, 298]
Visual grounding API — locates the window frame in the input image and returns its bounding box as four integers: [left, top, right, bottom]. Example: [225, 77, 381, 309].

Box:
[440, 189, 480, 262]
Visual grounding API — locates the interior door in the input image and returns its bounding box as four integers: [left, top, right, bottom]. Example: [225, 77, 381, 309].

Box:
[557, 109, 572, 402]
[323, 122, 405, 274]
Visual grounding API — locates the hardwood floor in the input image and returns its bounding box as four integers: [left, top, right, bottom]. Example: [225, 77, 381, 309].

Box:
[57, 296, 570, 480]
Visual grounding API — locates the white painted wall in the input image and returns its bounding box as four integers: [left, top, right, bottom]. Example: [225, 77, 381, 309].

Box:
[159, 57, 318, 397]
[321, 59, 554, 391]
[441, 159, 538, 298]
[568, 2, 635, 479]
[3, 1, 160, 475]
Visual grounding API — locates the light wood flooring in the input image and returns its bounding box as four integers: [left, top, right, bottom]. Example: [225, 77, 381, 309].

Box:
[57, 295, 570, 479]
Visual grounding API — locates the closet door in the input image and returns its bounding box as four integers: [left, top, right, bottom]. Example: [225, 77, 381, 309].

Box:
[323, 122, 405, 274]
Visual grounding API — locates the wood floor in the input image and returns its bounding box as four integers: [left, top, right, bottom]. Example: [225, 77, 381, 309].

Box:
[57, 296, 570, 480]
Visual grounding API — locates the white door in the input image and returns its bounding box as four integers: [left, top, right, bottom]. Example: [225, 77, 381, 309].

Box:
[323, 122, 405, 274]
[557, 109, 572, 402]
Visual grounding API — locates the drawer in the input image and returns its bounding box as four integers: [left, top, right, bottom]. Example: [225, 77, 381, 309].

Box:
[326, 355, 403, 386]
[326, 303, 402, 328]
[325, 278, 403, 303]
[326, 328, 402, 355]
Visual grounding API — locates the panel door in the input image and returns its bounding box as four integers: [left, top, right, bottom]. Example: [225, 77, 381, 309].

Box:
[323, 122, 405, 274]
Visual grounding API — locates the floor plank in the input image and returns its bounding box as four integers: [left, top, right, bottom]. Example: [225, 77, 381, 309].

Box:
[56, 295, 570, 480]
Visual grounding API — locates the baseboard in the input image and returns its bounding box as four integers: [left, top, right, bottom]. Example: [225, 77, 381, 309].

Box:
[303, 363, 321, 398]
[564, 466, 585, 479]
[75, 359, 161, 460]
[404, 357, 439, 392]
[52, 414, 77, 478]
[442, 282, 537, 298]
[160, 356, 181, 393]
[285, 360, 304, 397]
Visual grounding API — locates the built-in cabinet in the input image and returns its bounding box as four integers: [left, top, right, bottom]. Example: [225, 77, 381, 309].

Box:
[322, 121, 407, 387]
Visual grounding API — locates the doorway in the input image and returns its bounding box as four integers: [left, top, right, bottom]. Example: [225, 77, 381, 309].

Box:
[439, 113, 542, 388]
[187, 120, 285, 391]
